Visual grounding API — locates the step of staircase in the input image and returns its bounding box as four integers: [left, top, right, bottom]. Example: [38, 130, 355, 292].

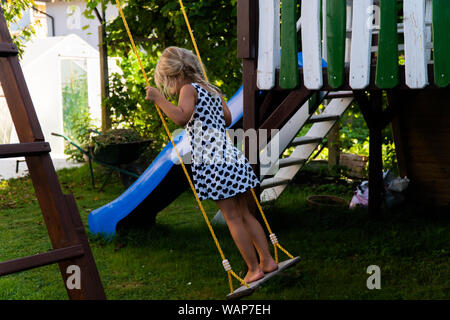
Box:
[289, 136, 323, 147]
[260, 97, 354, 203]
[306, 114, 341, 124]
[278, 157, 307, 168]
[325, 91, 353, 99]
[260, 177, 290, 190]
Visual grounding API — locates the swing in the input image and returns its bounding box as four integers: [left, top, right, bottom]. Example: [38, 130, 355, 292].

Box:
[113, 0, 300, 299]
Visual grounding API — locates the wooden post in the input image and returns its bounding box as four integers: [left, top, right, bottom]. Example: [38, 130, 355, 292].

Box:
[368, 91, 384, 216]
[99, 20, 111, 133]
[328, 121, 341, 168]
[0, 5, 106, 299]
[238, 0, 260, 213]
[353, 90, 384, 216]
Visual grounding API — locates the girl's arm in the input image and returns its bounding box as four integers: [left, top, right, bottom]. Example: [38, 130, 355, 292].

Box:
[220, 95, 232, 127]
[146, 85, 196, 126]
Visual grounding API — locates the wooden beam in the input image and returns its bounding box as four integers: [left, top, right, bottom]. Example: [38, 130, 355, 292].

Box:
[353, 90, 385, 217]
[61, 194, 107, 299]
[0, 6, 106, 300]
[0, 245, 84, 276]
[388, 91, 409, 179]
[237, 0, 257, 59]
[0, 42, 18, 56]
[259, 87, 314, 131]
[0, 142, 50, 158]
[258, 91, 292, 124]
[240, 0, 260, 215]
[271, 65, 443, 91]
[258, 91, 275, 123]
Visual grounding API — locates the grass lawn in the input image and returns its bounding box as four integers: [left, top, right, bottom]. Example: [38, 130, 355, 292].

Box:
[0, 162, 449, 300]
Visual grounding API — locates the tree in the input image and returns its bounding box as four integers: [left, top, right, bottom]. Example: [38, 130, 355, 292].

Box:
[1, 0, 37, 56]
[107, 0, 240, 97]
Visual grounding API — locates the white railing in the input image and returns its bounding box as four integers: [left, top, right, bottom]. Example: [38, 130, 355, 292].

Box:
[257, 0, 441, 90]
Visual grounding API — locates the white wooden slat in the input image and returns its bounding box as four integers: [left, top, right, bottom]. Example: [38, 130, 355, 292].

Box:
[322, 0, 327, 61]
[257, 0, 280, 90]
[424, 0, 432, 62]
[403, 0, 428, 89]
[274, 0, 281, 69]
[349, 0, 373, 89]
[300, 0, 323, 89]
[345, 0, 353, 63]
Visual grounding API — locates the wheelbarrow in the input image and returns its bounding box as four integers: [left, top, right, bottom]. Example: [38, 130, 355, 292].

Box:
[51, 131, 152, 191]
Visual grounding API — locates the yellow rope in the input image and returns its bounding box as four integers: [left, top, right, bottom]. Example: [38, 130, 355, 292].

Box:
[114, 0, 248, 292]
[177, 0, 295, 264]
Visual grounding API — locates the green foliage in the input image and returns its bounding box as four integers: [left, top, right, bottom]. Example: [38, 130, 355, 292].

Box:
[105, 0, 240, 99]
[62, 75, 89, 138]
[2, 0, 37, 57]
[339, 102, 399, 176]
[90, 0, 240, 162]
[64, 111, 98, 163]
[91, 128, 142, 153]
[61, 72, 95, 162]
[105, 53, 173, 162]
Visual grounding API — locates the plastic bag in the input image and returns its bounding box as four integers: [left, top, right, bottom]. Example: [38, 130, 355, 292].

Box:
[387, 176, 410, 192]
[349, 171, 410, 209]
[349, 180, 369, 209]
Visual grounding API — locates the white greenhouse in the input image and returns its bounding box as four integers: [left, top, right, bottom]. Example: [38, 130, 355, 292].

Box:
[0, 34, 119, 179]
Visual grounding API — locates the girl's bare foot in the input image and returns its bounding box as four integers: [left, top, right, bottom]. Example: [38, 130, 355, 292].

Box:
[260, 258, 278, 274]
[244, 269, 265, 284]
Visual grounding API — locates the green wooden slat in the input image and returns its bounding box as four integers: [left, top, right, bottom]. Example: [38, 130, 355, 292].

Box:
[432, 0, 450, 87]
[326, 0, 346, 89]
[375, 0, 399, 89]
[280, 0, 299, 89]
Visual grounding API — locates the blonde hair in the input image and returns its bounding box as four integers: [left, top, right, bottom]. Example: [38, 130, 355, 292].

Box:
[154, 46, 221, 98]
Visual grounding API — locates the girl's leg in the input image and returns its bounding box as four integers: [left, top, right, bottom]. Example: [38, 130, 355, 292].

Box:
[237, 191, 278, 273]
[215, 197, 264, 283]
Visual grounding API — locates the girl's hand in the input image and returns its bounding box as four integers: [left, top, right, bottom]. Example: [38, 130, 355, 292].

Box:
[145, 86, 162, 103]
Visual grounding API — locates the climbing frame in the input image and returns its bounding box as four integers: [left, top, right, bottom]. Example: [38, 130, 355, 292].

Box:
[0, 6, 105, 299]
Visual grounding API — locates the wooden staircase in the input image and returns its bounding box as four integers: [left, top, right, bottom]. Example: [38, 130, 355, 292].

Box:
[259, 93, 353, 203]
[0, 6, 105, 299]
[213, 92, 353, 223]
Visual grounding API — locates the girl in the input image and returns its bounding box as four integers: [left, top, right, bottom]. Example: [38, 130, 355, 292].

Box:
[145, 46, 278, 283]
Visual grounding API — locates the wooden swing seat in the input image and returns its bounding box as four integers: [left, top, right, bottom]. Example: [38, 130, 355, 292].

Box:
[226, 256, 301, 300]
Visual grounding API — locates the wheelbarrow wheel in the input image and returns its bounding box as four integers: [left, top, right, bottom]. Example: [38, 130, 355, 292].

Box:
[119, 162, 146, 188]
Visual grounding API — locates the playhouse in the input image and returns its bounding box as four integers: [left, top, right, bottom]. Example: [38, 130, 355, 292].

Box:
[238, 0, 449, 213]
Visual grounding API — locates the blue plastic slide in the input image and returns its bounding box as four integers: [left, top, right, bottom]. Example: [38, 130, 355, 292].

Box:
[88, 87, 244, 237]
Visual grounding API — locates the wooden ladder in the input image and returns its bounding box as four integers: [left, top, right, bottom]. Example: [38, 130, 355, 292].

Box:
[0, 7, 105, 299]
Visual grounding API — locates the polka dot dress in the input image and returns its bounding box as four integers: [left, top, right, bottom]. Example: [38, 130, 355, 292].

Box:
[185, 83, 260, 201]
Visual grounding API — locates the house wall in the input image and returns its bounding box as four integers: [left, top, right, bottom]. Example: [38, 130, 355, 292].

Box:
[46, 1, 118, 49]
